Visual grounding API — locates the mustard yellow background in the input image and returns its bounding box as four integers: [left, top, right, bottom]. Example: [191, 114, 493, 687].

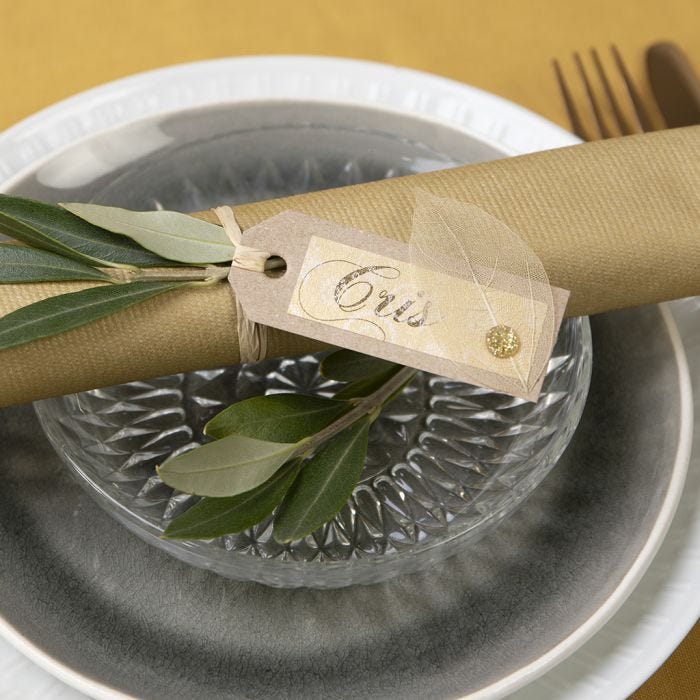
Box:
[0, 0, 698, 697]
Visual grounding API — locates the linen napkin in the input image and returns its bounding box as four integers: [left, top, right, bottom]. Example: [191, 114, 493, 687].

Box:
[0, 126, 698, 406]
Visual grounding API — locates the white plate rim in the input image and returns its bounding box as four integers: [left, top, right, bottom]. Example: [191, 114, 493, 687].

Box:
[0, 55, 694, 700]
[0, 55, 579, 193]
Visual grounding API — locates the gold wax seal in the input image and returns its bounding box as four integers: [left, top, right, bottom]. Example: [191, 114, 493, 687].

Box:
[486, 325, 520, 359]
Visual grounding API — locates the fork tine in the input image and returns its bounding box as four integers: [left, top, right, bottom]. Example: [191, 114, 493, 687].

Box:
[590, 48, 638, 135]
[610, 44, 656, 132]
[574, 52, 616, 139]
[553, 58, 594, 141]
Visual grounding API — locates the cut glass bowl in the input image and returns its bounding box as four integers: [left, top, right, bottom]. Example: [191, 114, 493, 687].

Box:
[30, 101, 592, 588]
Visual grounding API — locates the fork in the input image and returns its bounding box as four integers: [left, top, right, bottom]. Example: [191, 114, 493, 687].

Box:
[553, 45, 662, 141]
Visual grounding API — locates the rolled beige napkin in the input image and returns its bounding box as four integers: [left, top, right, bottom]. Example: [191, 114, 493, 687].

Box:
[0, 126, 698, 406]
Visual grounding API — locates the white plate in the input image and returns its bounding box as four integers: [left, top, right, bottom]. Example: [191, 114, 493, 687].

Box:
[0, 57, 696, 699]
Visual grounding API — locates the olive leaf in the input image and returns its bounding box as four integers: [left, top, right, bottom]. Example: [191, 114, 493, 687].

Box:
[0, 243, 111, 283]
[204, 393, 350, 442]
[162, 460, 303, 540]
[157, 434, 301, 497]
[332, 364, 403, 400]
[320, 349, 397, 383]
[321, 348, 402, 399]
[0, 280, 189, 351]
[272, 416, 370, 544]
[61, 202, 234, 264]
[0, 195, 174, 268]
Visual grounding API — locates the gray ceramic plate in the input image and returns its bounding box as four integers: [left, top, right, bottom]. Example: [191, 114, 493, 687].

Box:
[0, 305, 688, 700]
[0, 58, 691, 698]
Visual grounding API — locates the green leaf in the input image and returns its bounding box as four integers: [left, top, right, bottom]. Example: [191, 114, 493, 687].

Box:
[162, 459, 303, 540]
[320, 349, 397, 382]
[322, 349, 403, 400]
[332, 364, 403, 400]
[61, 202, 234, 264]
[0, 244, 111, 283]
[0, 194, 174, 268]
[0, 280, 188, 351]
[157, 433, 300, 497]
[204, 393, 350, 442]
[273, 416, 370, 543]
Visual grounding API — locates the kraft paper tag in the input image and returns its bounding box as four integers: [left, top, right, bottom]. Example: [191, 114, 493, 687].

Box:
[229, 210, 569, 401]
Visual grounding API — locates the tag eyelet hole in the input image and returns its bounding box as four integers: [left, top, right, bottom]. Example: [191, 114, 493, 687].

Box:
[264, 255, 287, 278]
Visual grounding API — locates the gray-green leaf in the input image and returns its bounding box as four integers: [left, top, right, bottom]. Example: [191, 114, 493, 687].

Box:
[320, 349, 397, 382]
[0, 243, 111, 283]
[0, 195, 174, 268]
[157, 434, 300, 497]
[273, 416, 370, 543]
[162, 459, 303, 540]
[0, 280, 188, 351]
[62, 202, 234, 264]
[204, 393, 350, 443]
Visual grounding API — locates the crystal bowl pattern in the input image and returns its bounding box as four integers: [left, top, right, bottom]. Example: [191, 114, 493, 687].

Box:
[30, 102, 592, 588]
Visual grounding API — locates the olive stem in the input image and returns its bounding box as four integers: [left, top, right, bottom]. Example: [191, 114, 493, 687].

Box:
[293, 365, 417, 457]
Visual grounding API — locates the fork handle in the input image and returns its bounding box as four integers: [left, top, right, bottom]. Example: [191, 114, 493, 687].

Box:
[647, 41, 700, 128]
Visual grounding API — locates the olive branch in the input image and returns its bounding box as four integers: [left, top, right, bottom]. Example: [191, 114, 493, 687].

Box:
[0, 195, 412, 543]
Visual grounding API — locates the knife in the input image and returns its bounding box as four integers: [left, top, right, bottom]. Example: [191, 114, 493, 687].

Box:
[646, 41, 700, 127]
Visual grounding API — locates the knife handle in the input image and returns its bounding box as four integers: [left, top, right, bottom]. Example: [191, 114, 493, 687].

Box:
[646, 41, 700, 128]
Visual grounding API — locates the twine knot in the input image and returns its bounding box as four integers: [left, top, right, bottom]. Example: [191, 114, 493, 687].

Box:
[213, 206, 269, 364]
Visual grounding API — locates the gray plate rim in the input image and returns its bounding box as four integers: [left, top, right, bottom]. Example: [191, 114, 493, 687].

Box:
[482, 311, 692, 696]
